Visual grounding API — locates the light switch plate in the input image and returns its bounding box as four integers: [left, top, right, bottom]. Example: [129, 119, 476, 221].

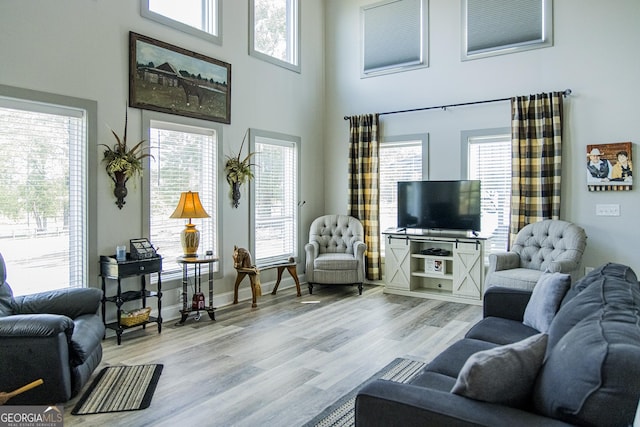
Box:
[595, 204, 620, 216]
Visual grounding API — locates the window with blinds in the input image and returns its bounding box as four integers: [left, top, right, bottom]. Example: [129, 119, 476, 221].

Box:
[462, 0, 553, 61]
[148, 120, 217, 273]
[379, 138, 424, 252]
[142, 0, 221, 45]
[0, 98, 87, 296]
[250, 130, 299, 265]
[250, 0, 300, 73]
[466, 132, 511, 252]
[361, 0, 428, 77]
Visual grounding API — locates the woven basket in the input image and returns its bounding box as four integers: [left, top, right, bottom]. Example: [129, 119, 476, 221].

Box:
[120, 307, 151, 327]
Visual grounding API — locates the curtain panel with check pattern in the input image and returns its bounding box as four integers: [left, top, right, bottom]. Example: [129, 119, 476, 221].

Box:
[510, 92, 564, 246]
[348, 114, 382, 281]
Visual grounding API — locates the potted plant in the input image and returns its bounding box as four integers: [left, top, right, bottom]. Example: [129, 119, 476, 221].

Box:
[224, 130, 257, 208]
[100, 109, 154, 209]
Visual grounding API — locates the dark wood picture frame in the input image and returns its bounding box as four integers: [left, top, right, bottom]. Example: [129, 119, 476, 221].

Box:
[129, 32, 231, 124]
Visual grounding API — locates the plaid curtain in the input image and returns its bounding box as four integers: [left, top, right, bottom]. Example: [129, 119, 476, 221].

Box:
[348, 114, 381, 281]
[510, 92, 564, 246]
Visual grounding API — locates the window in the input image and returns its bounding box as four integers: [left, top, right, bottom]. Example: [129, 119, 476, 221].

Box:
[462, 129, 511, 253]
[249, 129, 299, 265]
[250, 0, 301, 73]
[0, 88, 97, 296]
[379, 134, 427, 252]
[361, 0, 428, 77]
[462, 0, 553, 60]
[141, 0, 221, 45]
[143, 113, 219, 276]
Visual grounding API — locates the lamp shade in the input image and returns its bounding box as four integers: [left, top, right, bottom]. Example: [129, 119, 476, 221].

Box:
[170, 191, 210, 220]
[170, 191, 210, 257]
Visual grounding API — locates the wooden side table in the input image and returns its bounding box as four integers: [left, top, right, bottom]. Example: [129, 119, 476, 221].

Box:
[176, 255, 218, 325]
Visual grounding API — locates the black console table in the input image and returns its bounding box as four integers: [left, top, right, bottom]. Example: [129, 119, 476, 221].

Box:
[100, 254, 163, 345]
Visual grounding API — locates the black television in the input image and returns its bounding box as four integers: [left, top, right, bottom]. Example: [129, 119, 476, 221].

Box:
[397, 180, 481, 232]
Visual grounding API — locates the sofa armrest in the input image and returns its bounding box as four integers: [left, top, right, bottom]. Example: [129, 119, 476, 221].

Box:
[353, 241, 367, 282]
[488, 252, 521, 273]
[0, 314, 74, 338]
[547, 259, 579, 274]
[483, 286, 532, 321]
[304, 242, 319, 282]
[356, 380, 573, 427]
[13, 287, 102, 319]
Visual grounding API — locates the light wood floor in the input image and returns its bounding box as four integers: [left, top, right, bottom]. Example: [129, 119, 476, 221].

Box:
[63, 284, 482, 427]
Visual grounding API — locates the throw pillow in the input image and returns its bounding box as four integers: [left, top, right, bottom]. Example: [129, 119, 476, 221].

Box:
[523, 272, 571, 332]
[451, 333, 548, 407]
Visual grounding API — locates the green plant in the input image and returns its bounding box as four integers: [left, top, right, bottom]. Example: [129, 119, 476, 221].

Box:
[224, 130, 257, 208]
[100, 109, 154, 180]
[224, 130, 257, 186]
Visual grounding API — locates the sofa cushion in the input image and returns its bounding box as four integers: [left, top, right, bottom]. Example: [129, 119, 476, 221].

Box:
[523, 272, 570, 333]
[561, 262, 638, 308]
[426, 339, 497, 379]
[451, 333, 548, 408]
[465, 316, 539, 345]
[547, 263, 639, 353]
[314, 253, 358, 270]
[484, 268, 543, 291]
[534, 271, 640, 426]
[409, 370, 457, 392]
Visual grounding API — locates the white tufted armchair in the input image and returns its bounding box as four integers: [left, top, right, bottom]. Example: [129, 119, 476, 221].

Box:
[485, 219, 587, 291]
[304, 214, 367, 295]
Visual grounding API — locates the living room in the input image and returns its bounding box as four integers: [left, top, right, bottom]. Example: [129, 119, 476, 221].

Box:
[1, 0, 639, 425]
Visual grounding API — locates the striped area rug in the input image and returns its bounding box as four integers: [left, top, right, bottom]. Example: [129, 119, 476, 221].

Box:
[72, 364, 163, 415]
[303, 358, 426, 427]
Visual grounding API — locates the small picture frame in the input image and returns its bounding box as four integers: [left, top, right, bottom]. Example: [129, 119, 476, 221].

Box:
[425, 258, 446, 275]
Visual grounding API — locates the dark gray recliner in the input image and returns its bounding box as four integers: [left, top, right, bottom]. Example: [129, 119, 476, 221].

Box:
[0, 252, 105, 404]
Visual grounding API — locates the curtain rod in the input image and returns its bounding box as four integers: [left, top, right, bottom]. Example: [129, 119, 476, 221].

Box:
[343, 89, 572, 120]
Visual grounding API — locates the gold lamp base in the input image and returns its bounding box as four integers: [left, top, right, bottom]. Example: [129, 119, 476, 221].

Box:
[181, 223, 200, 257]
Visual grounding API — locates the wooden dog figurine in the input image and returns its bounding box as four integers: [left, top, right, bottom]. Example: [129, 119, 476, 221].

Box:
[232, 246, 262, 307]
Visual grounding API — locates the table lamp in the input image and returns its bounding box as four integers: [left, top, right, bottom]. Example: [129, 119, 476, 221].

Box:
[170, 191, 210, 257]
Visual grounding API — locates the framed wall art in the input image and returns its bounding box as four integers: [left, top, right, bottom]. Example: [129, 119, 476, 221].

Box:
[129, 32, 231, 124]
[586, 142, 633, 191]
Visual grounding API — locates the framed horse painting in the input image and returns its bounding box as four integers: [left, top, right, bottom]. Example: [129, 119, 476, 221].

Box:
[129, 32, 231, 124]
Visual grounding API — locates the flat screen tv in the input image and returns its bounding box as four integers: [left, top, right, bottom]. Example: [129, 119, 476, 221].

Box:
[397, 180, 481, 233]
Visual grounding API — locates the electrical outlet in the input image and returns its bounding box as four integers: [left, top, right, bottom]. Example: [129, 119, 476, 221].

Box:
[585, 266, 594, 275]
[596, 204, 620, 216]
[177, 288, 183, 299]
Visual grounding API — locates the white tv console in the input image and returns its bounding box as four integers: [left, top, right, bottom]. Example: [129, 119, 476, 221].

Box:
[383, 230, 488, 305]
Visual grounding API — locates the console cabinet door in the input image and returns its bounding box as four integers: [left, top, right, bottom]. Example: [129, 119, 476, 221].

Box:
[384, 238, 411, 290]
[453, 241, 483, 299]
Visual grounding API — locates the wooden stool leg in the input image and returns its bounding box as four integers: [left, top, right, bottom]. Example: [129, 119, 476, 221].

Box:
[271, 267, 286, 295]
[233, 272, 247, 304]
[249, 274, 258, 308]
[287, 265, 302, 297]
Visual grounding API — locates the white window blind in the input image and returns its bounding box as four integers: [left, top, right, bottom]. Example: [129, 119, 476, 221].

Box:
[361, 0, 427, 76]
[463, 0, 552, 60]
[143, 0, 220, 44]
[379, 140, 423, 249]
[468, 134, 511, 252]
[250, 0, 300, 72]
[253, 136, 298, 265]
[0, 99, 87, 295]
[149, 121, 217, 271]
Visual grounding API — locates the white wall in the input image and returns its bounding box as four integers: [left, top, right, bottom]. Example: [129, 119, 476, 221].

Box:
[0, 0, 326, 303]
[324, 0, 640, 274]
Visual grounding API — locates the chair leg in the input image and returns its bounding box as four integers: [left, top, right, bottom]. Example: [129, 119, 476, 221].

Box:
[358, 283, 363, 295]
[308, 283, 313, 294]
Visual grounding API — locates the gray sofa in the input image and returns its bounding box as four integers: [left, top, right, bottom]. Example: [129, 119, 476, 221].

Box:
[0, 253, 105, 404]
[356, 263, 640, 426]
